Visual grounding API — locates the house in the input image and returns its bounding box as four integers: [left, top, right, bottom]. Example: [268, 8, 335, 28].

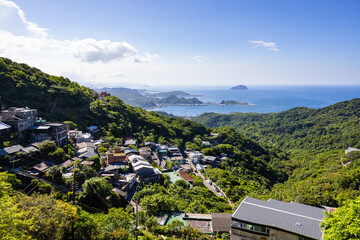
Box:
[106, 149, 127, 165]
[68, 130, 92, 143]
[28, 122, 68, 146]
[124, 137, 137, 147]
[211, 213, 231, 235]
[0, 144, 24, 158]
[20, 146, 38, 155]
[139, 147, 151, 159]
[80, 159, 95, 167]
[1, 107, 37, 136]
[99, 91, 111, 101]
[128, 155, 162, 182]
[100, 162, 128, 180]
[86, 126, 99, 133]
[145, 142, 158, 151]
[196, 164, 205, 171]
[60, 159, 74, 168]
[202, 141, 211, 148]
[189, 151, 203, 164]
[169, 152, 184, 165]
[118, 173, 137, 190]
[77, 142, 98, 159]
[179, 164, 192, 173]
[168, 146, 180, 154]
[231, 197, 326, 240]
[158, 145, 168, 157]
[204, 155, 218, 166]
[29, 162, 54, 176]
[179, 171, 193, 184]
[124, 148, 139, 156]
[0, 122, 11, 139]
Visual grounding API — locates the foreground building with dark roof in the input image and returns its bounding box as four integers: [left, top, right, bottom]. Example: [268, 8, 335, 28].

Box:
[231, 197, 326, 240]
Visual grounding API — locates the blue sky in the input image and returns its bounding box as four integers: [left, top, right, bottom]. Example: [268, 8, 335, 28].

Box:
[0, 0, 359, 87]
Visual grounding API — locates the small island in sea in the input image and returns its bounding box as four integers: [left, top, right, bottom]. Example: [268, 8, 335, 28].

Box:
[220, 100, 257, 106]
[230, 85, 248, 90]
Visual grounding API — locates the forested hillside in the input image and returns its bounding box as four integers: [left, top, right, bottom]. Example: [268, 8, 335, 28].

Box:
[0, 57, 97, 113]
[193, 99, 360, 153]
[193, 100, 360, 207]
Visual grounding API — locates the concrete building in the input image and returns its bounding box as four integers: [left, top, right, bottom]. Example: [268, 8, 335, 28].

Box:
[106, 149, 127, 165]
[1, 107, 37, 136]
[28, 122, 68, 146]
[0, 122, 11, 139]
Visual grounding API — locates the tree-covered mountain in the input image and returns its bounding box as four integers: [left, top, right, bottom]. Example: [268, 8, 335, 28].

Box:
[0, 57, 97, 113]
[193, 99, 360, 207]
[193, 99, 360, 153]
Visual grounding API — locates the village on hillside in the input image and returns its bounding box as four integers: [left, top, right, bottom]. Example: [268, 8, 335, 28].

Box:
[0, 103, 336, 240]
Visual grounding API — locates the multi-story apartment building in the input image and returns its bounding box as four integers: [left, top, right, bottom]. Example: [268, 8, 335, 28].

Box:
[1, 107, 37, 136]
[27, 122, 68, 146]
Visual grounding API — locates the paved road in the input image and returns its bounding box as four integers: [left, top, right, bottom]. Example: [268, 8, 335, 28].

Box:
[187, 157, 232, 204]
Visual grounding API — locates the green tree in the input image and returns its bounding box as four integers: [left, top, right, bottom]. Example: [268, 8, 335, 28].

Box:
[45, 166, 65, 184]
[78, 177, 123, 211]
[38, 140, 57, 156]
[64, 121, 77, 130]
[51, 148, 68, 164]
[322, 197, 360, 240]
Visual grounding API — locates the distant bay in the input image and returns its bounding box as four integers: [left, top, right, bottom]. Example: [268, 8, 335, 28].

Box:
[145, 85, 360, 116]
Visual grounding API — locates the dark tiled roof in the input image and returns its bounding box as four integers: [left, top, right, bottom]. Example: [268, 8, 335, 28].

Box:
[232, 197, 326, 240]
[211, 213, 231, 233]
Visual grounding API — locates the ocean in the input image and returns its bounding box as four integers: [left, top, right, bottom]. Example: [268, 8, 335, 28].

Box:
[146, 85, 360, 116]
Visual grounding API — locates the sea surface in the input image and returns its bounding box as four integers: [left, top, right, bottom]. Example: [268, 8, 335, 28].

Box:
[146, 85, 360, 116]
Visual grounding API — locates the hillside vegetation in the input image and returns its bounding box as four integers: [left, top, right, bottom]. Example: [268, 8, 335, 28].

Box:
[193, 99, 360, 153]
[194, 100, 360, 207]
[0, 57, 97, 113]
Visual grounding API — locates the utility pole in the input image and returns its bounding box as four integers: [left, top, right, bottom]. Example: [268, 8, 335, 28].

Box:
[72, 162, 76, 205]
[71, 162, 76, 240]
[136, 200, 139, 240]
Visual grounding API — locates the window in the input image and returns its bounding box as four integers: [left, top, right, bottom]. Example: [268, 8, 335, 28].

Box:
[232, 220, 269, 235]
[298, 237, 312, 240]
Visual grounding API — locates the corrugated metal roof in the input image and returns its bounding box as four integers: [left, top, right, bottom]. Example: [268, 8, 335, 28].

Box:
[0, 144, 24, 156]
[232, 197, 325, 240]
[0, 122, 11, 130]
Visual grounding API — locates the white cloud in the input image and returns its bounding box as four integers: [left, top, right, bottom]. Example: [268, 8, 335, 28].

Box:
[0, 0, 160, 86]
[0, 0, 48, 37]
[189, 55, 204, 63]
[249, 40, 280, 52]
[72, 38, 158, 63]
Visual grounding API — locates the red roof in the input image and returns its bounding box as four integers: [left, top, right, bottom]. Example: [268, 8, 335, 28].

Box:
[179, 171, 193, 182]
